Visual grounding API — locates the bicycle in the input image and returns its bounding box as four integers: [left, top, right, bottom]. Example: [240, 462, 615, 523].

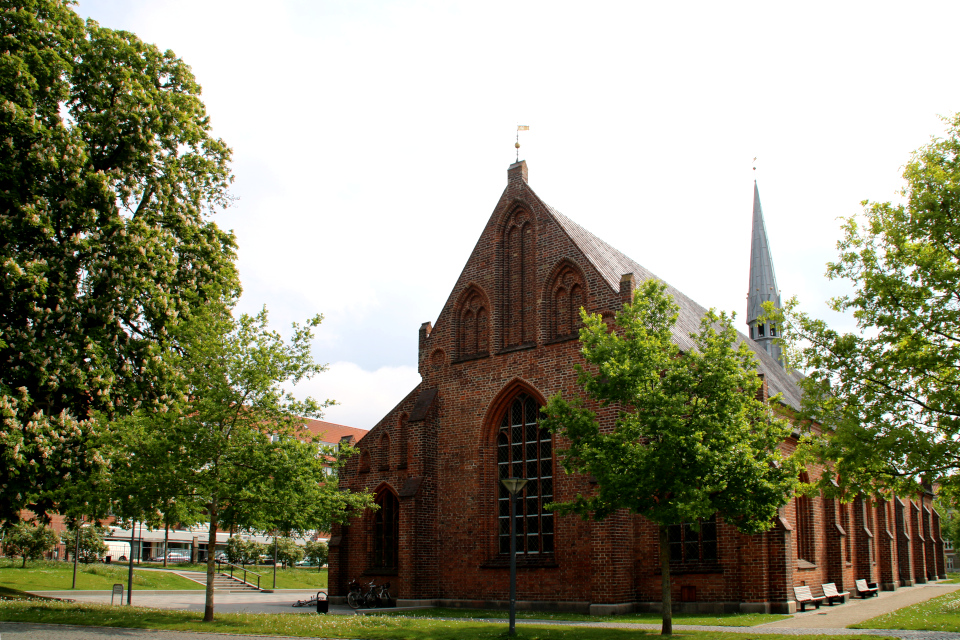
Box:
[347, 579, 389, 609]
[292, 590, 327, 607]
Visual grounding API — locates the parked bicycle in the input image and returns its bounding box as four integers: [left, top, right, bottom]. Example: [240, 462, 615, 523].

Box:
[346, 579, 391, 609]
[292, 590, 327, 607]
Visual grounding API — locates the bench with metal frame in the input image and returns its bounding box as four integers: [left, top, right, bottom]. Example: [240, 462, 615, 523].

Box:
[821, 582, 849, 605]
[793, 585, 824, 611]
[855, 579, 878, 598]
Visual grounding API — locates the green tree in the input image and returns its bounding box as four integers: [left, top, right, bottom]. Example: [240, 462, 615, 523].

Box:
[304, 540, 328, 570]
[2, 521, 58, 567]
[275, 537, 304, 568]
[774, 113, 960, 497]
[60, 522, 108, 563]
[541, 280, 797, 636]
[116, 305, 372, 621]
[0, 0, 239, 522]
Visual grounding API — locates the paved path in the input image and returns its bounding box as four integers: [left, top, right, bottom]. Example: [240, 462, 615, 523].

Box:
[761, 583, 960, 629]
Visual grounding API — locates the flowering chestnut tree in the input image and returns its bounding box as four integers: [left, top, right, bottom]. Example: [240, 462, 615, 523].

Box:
[0, 0, 238, 519]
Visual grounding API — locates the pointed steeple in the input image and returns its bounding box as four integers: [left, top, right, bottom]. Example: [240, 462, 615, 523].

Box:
[746, 182, 783, 364]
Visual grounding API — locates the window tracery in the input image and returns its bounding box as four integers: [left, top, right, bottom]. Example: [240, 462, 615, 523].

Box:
[496, 393, 553, 555]
[373, 489, 399, 570]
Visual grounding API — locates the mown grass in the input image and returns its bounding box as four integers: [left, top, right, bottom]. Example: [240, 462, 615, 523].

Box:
[371, 606, 786, 627]
[851, 588, 960, 632]
[0, 559, 201, 591]
[0, 600, 897, 640]
[942, 572, 960, 584]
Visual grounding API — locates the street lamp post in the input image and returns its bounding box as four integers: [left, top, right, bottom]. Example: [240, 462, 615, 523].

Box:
[500, 477, 528, 636]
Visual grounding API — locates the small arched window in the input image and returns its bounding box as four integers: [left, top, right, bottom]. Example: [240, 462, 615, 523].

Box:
[373, 490, 399, 570]
[547, 263, 586, 340]
[359, 450, 371, 473]
[497, 393, 553, 555]
[379, 433, 390, 471]
[457, 287, 490, 359]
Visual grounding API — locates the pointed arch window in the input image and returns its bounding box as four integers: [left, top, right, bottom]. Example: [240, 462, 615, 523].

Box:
[547, 263, 586, 341]
[457, 287, 490, 359]
[373, 490, 399, 570]
[503, 210, 536, 348]
[796, 474, 816, 563]
[497, 393, 553, 555]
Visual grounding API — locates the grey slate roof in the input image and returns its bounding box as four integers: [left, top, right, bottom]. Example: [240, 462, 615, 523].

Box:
[536, 196, 803, 411]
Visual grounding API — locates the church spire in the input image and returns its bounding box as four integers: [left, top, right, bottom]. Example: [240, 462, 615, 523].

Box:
[746, 181, 783, 364]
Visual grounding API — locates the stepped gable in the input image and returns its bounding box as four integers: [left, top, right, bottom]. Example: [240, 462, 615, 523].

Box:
[539, 199, 802, 410]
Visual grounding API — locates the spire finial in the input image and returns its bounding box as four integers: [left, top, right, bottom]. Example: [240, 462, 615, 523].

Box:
[516, 125, 529, 162]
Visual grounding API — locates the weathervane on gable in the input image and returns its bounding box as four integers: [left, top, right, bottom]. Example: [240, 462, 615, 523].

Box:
[516, 125, 529, 162]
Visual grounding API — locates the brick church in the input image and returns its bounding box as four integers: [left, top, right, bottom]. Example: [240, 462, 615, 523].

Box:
[329, 160, 947, 613]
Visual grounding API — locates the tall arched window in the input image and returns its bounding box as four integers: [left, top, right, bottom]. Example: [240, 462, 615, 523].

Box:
[374, 490, 399, 570]
[497, 393, 553, 555]
[796, 474, 816, 562]
[503, 210, 535, 348]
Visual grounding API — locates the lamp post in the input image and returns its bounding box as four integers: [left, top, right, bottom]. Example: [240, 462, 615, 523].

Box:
[500, 477, 528, 636]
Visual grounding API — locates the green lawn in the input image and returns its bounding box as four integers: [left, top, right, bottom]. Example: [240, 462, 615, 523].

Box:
[0, 559, 202, 591]
[0, 599, 897, 640]
[372, 607, 786, 627]
[851, 588, 960, 632]
[942, 572, 960, 584]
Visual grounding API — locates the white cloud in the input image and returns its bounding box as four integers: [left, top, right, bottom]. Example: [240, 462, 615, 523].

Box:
[290, 361, 421, 430]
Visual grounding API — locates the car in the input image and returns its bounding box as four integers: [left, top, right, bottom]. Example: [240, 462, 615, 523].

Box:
[152, 551, 191, 563]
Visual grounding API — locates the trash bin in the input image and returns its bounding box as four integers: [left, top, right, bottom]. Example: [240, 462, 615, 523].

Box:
[105, 556, 112, 564]
[316, 591, 328, 614]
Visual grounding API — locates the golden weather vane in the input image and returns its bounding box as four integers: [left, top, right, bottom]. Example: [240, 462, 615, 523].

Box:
[516, 125, 529, 162]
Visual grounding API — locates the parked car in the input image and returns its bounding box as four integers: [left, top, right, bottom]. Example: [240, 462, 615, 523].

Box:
[152, 551, 191, 563]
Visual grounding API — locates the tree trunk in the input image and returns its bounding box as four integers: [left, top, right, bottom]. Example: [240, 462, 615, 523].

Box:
[163, 523, 169, 568]
[21, 554, 26, 568]
[204, 499, 218, 622]
[659, 524, 673, 636]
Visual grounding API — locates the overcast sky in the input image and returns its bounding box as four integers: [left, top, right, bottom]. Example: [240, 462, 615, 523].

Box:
[75, 0, 960, 430]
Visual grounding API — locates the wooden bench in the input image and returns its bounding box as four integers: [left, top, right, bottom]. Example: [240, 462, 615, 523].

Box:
[821, 582, 849, 605]
[793, 585, 824, 611]
[855, 579, 878, 598]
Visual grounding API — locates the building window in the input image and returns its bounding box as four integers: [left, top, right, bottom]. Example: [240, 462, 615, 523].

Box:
[669, 515, 718, 563]
[843, 502, 851, 562]
[796, 485, 816, 563]
[497, 393, 553, 555]
[373, 490, 399, 570]
[757, 323, 765, 337]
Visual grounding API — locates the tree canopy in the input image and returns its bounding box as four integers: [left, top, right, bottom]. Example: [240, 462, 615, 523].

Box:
[776, 113, 960, 497]
[541, 280, 797, 635]
[112, 305, 373, 621]
[0, 0, 239, 521]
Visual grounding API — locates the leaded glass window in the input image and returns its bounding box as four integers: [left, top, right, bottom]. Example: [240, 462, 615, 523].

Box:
[497, 393, 553, 555]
